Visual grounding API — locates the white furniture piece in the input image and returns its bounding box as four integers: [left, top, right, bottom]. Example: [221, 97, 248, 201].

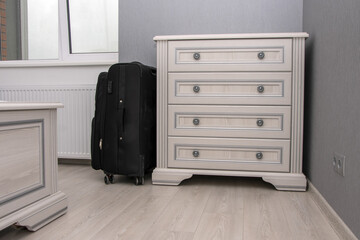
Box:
[0, 102, 67, 231]
[152, 33, 309, 191]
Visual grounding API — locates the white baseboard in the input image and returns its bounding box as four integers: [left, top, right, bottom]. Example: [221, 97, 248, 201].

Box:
[308, 181, 358, 240]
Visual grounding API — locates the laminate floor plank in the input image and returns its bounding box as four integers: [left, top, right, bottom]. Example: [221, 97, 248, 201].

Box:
[242, 178, 296, 240]
[279, 192, 340, 240]
[87, 185, 178, 240]
[193, 212, 244, 240]
[66, 168, 178, 240]
[145, 176, 214, 235]
[242, 178, 340, 240]
[192, 176, 244, 240]
[203, 176, 244, 214]
[0, 165, 343, 240]
[144, 230, 194, 240]
[44, 180, 140, 240]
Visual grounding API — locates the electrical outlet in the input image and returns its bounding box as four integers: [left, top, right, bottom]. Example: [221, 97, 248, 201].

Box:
[333, 152, 346, 177]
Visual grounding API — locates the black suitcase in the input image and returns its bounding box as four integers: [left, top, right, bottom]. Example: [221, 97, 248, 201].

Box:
[91, 62, 156, 185]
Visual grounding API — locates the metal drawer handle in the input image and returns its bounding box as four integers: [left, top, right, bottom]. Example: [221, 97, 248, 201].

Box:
[256, 152, 263, 159]
[193, 150, 200, 158]
[193, 52, 201, 60]
[257, 119, 264, 127]
[258, 51, 265, 60]
[193, 85, 200, 93]
[193, 118, 200, 125]
[257, 85, 265, 93]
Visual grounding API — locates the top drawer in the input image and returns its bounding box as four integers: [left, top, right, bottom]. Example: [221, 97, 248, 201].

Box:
[168, 39, 292, 72]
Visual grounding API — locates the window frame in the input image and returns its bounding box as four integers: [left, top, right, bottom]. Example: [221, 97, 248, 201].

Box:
[20, 0, 29, 60]
[0, 0, 118, 67]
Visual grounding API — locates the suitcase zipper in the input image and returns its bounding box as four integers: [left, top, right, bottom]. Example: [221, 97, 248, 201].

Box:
[99, 138, 103, 150]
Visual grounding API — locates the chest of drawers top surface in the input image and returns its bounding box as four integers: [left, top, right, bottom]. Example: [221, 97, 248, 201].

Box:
[153, 32, 309, 41]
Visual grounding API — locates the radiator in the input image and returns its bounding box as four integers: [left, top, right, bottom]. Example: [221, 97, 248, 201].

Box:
[0, 85, 96, 159]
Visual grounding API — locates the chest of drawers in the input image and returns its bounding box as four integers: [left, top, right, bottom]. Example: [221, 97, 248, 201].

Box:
[0, 103, 67, 231]
[152, 33, 308, 191]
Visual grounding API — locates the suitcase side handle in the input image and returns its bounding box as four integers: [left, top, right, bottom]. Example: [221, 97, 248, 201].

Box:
[118, 99, 125, 141]
[150, 68, 156, 77]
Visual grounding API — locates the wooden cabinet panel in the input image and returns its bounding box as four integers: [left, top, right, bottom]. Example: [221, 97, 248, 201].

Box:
[168, 137, 290, 172]
[168, 72, 292, 105]
[168, 105, 291, 139]
[168, 38, 292, 72]
[0, 103, 67, 231]
[0, 122, 43, 216]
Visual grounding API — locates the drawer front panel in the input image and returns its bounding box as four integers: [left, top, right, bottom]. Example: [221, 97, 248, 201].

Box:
[168, 105, 291, 139]
[0, 110, 52, 218]
[168, 72, 292, 105]
[168, 137, 290, 172]
[168, 39, 292, 72]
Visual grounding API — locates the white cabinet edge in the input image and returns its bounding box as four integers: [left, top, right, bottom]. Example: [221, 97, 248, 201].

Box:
[154, 32, 309, 41]
[0, 103, 64, 111]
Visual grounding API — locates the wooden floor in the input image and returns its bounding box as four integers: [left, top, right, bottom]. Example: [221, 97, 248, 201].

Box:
[0, 164, 341, 240]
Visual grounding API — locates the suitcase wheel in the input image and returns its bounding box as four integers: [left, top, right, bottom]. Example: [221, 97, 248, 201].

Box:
[135, 176, 144, 186]
[104, 174, 114, 184]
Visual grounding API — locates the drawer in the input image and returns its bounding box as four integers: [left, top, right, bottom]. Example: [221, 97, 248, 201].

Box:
[168, 105, 291, 139]
[168, 39, 292, 72]
[168, 137, 290, 172]
[168, 72, 292, 105]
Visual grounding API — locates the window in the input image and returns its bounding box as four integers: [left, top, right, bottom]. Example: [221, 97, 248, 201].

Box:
[0, 0, 57, 61]
[0, 0, 118, 63]
[25, 0, 59, 60]
[67, 0, 118, 54]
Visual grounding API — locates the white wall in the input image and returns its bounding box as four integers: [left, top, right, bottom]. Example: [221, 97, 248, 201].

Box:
[0, 64, 110, 86]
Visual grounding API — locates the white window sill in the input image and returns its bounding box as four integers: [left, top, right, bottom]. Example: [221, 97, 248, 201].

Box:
[0, 59, 117, 68]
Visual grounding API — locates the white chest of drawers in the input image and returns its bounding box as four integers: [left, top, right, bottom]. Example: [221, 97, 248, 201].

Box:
[152, 33, 309, 191]
[0, 103, 67, 231]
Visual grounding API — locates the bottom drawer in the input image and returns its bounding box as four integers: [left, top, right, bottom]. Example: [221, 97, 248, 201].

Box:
[168, 137, 290, 172]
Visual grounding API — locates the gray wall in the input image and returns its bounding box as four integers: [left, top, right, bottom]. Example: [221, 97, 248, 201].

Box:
[119, 0, 303, 66]
[303, 0, 360, 238]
